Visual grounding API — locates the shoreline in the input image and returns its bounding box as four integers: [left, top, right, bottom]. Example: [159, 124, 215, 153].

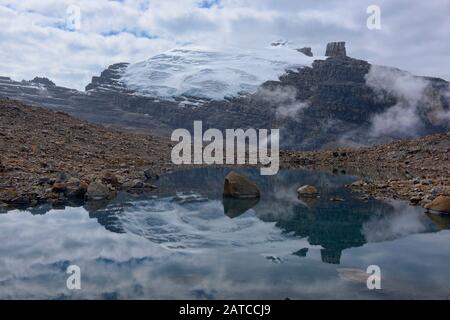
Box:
[1, 99, 449, 213]
[280, 132, 450, 209]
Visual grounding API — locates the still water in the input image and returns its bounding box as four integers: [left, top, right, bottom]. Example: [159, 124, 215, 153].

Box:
[1, 168, 449, 299]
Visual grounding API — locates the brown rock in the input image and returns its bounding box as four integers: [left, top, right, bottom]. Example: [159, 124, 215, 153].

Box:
[425, 195, 450, 214]
[223, 171, 260, 199]
[51, 182, 66, 193]
[297, 185, 319, 198]
[66, 177, 88, 198]
[102, 172, 119, 187]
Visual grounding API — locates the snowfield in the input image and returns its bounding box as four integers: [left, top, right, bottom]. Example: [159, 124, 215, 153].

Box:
[120, 44, 318, 100]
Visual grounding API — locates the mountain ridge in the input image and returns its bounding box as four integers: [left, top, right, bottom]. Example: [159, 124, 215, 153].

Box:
[0, 42, 449, 150]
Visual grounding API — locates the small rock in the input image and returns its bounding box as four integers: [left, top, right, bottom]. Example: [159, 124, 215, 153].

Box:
[297, 185, 319, 198]
[143, 168, 159, 181]
[51, 182, 66, 193]
[410, 196, 422, 205]
[86, 181, 113, 201]
[102, 172, 119, 187]
[38, 177, 52, 185]
[132, 180, 144, 188]
[351, 180, 366, 187]
[66, 177, 88, 199]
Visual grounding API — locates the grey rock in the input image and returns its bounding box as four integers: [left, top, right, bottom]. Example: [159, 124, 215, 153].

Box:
[297, 47, 313, 57]
[86, 181, 112, 201]
[325, 41, 347, 57]
[143, 168, 159, 181]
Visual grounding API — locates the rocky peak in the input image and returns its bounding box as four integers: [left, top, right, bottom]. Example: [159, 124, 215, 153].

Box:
[297, 47, 313, 57]
[29, 77, 55, 87]
[270, 40, 288, 47]
[85, 63, 130, 93]
[325, 42, 347, 57]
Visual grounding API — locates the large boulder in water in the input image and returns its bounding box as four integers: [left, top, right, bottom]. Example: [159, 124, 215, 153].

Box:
[425, 195, 450, 214]
[223, 171, 260, 199]
[223, 197, 259, 218]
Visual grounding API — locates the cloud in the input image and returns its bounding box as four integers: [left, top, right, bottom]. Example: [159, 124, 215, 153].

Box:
[256, 86, 309, 119]
[365, 65, 430, 137]
[0, 0, 449, 90]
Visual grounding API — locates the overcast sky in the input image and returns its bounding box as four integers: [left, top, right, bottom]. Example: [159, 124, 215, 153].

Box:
[0, 0, 449, 90]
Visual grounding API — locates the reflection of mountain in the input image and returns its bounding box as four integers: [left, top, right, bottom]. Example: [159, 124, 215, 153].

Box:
[84, 199, 128, 234]
[77, 168, 441, 265]
[268, 200, 385, 264]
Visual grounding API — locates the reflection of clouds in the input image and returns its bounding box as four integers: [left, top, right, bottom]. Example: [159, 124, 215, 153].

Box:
[362, 201, 435, 242]
[115, 198, 313, 252]
[340, 230, 450, 299]
[0, 205, 321, 299]
[1, 178, 450, 299]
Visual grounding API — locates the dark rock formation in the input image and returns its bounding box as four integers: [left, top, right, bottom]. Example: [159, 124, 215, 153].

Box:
[30, 77, 55, 87]
[325, 41, 347, 57]
[297, 47, 313, 57]
[85, 63, 130, 93]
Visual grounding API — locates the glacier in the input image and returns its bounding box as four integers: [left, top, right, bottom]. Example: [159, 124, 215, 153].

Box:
[120, 44, 318, 101]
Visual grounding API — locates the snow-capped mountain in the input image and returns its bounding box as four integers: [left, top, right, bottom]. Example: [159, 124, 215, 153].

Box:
[1, 41, 449, 149]
[99, 44, 319, 101]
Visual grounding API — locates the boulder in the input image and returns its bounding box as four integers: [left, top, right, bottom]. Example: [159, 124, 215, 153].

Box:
[351, 180, 366, 187]
[144, 168, 159, 181]
[85, 181, 113, 201]
[51, 182, 66, 193]
[102, 172, 119, 187]
[222, 197, 259, 218]
[297, 185, 319, 198]
[425, 195, 450, 214]
[223, 171, 260, 199]
[66, 177, 88, 198]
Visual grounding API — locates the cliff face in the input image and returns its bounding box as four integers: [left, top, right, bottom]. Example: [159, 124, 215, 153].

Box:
[1, 42, 449, 150]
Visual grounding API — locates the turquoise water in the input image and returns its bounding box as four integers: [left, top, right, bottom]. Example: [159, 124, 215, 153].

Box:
[0, 168, 449, 299]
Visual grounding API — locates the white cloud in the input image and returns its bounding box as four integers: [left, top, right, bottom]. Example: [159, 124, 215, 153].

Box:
[0, 0, 449, 90]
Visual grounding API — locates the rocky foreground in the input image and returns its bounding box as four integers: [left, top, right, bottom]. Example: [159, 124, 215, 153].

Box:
[0, 98, 172, 209]
[1, 97, 449, 213]
[281, 132, 450, 209]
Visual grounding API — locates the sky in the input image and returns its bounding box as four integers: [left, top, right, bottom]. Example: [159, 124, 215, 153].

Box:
[0, 0, 449, 90]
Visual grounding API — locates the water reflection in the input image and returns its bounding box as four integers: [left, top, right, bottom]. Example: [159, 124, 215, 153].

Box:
[1, 167, 450, 299]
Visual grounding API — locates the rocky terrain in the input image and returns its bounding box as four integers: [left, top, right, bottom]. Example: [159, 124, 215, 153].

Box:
[281, 132, 450, 208]
[1, 95, 448, 213]
[0, 98, 172, 209]
[1, 42, 449, 150]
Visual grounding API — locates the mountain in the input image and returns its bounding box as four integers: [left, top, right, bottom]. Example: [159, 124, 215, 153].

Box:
[0, 42, 449, 149]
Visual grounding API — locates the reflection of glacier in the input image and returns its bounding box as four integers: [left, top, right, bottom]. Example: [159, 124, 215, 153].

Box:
[2, 168, 450, 299]
[83, 168, 441, 264]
